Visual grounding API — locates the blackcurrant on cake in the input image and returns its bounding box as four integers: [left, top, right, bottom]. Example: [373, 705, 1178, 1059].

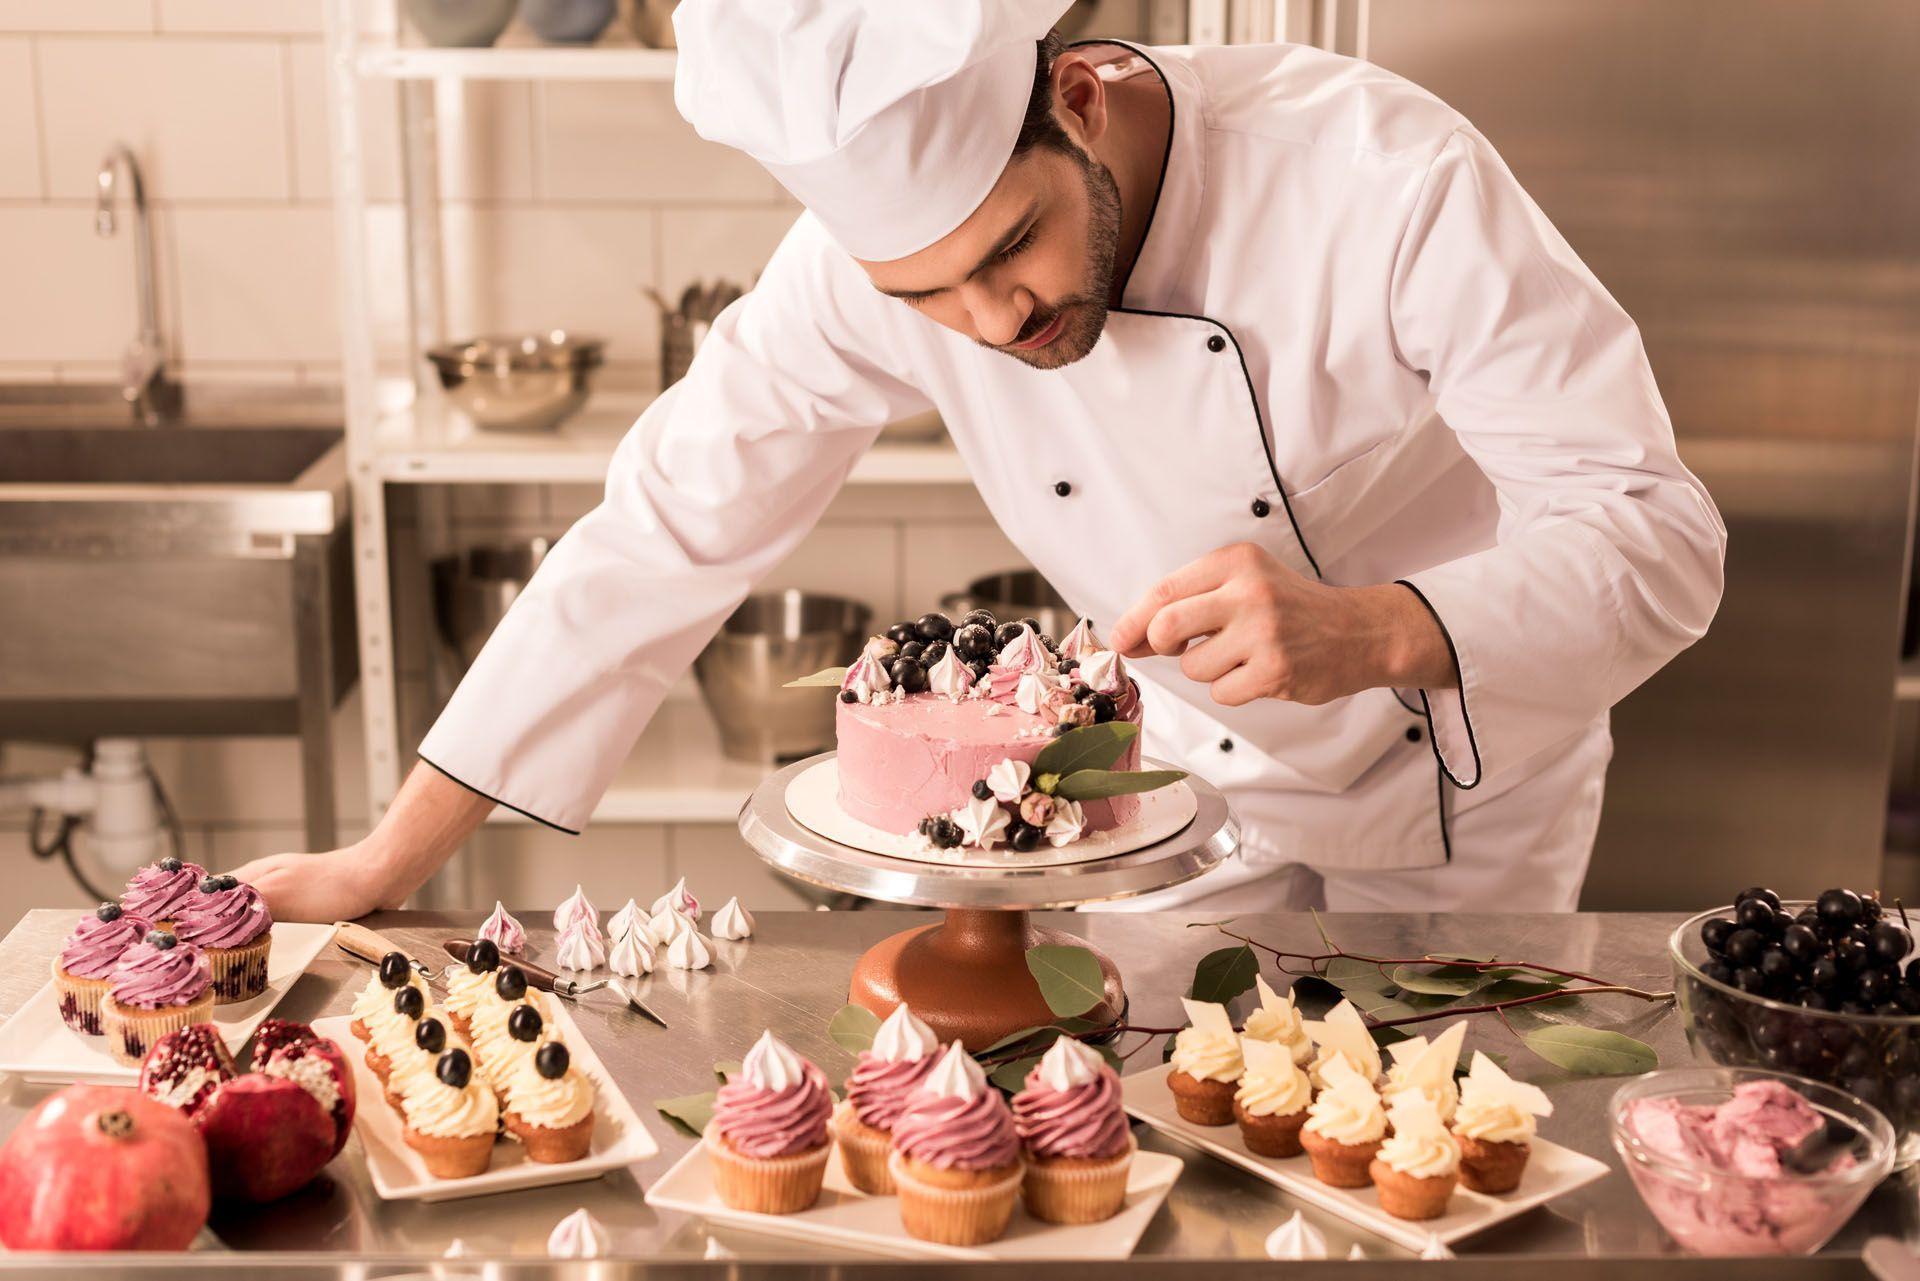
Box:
[794, 609, 1186, 855]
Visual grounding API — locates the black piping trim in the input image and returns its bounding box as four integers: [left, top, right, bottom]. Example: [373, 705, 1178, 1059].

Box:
[1392, 580, 1483, 791]
[1436, 762, 1453, 863]
[1073, 40, 1323, 579]
[418, 754, 581, 835]
[1392, 687, 1423, 716]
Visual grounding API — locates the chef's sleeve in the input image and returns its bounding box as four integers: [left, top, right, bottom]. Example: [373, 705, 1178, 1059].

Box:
[1387, 126, 1726, 789]
[416, 217, 932, 831]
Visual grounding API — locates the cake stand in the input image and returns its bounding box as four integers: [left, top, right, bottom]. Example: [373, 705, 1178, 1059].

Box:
[738, 754, 1238, 1050]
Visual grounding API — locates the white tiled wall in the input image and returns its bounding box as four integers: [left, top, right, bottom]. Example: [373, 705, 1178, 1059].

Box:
[0, 0, 1142, 913]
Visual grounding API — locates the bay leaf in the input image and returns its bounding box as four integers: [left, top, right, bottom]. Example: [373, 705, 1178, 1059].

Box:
[783, 666, 848, 688]
[1523, 1025, 1658, 1076]
[1025, 944, 1106, 1018]
[1033, 721, 1139, 778]
[989, 1054, 1042, 1093]
[1188, 944, 1259, 1005]
[1054, 768, 1189, 801]
[1390, 964, 1485, 997]
[654, 1090, 716, 1137]
[827, 1003, 882, 1055]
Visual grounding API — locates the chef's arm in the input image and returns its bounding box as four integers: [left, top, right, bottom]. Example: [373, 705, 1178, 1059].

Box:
[1388, 126, 1727, 788]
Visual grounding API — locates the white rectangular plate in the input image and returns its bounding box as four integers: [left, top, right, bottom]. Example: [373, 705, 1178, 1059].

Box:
[314, 1004, 656, 1202]
[1120, 1063, 1608, 1251]
[0, 921, 338, 1085]
[645, 1140, 1181, 1261]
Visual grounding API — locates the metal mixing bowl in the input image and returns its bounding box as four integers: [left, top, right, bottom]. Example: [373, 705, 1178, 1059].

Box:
[940, 569, 1078, 639]
[693, 590, 872, 764]
[430, 538, 552, 670]
[425, 331, 604, 433]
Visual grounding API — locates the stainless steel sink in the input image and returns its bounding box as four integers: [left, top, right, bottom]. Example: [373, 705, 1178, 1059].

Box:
[0, 385, 357, 848]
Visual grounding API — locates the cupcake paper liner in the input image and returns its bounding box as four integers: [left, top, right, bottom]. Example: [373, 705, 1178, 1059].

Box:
[830, 1100, 896, 1195]
[101, 992, 215, 1068]
[1456, 1135, 1530, 1193]
[1369, 1159, 1459, 1219]
[51, 959, 110, 1037]
[204, 933, 272, 1005]
[507, 1110, 595, 1163]
[705, 1131, 831, 1215]
[1021, 1135, 1135, 1225]
[889, 1153, 1025, 1246]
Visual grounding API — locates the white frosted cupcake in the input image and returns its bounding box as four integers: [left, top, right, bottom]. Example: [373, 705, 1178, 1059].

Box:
[1451, 1051, 1552, 1193]
[1300, 1057, 1386, 1187]
[1370, 1094, 1461, 1219]
[1241, 975, 1313, 1066]
[1302, 999, 1382, 1092]
[1167, 998, 1242, 1125]
[503, 1040, 596, 1162]
[399, 1047, 498, 1178]
[1381, 1020, 1469, 1124]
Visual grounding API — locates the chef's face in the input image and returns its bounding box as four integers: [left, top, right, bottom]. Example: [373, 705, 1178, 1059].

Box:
[859, 138, 1122, 371]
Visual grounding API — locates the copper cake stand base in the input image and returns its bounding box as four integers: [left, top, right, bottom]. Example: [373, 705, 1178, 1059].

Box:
[738, 752, 1237, 1053]
[847, 909, 1124, 1051]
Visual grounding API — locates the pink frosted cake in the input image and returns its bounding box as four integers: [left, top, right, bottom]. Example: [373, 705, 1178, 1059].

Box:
[817, 611, 1177, 854]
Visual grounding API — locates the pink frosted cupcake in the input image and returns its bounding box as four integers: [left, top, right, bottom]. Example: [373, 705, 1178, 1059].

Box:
[706, 1031, 834, 1214]
[1012, 1037, 1135, 1224]
[171, 873, 273, 1005]
[889, 1043, 1025, 1246]
[831, 1003, 943, 1194]
[100, 930, 215, 1067]
[119, 856, 206, 929]
[52, 903, 153, 1036]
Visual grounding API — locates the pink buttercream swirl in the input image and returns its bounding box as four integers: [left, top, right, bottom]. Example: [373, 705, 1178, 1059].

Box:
[1013, 1062, 1131, 1160]
[120, 861, 206, 920]
[109, 937, 211, 1010]
[58, 911, 154, 980]
[712, 1061, 833, 1158]
[847, 1051, 940, 1131]
[173, 883, 273, 950]
[892, 1086, 1023, 1172]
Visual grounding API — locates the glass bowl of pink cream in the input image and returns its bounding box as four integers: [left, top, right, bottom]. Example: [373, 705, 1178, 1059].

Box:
[1609, 1067, 1893, 1256]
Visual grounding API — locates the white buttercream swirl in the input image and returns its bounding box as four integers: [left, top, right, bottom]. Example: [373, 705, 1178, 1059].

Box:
[1382, 1020, 1467, 1124]
[1242, 974, 1313, 1065]
[506, 1055, 594, 1130]
[1452, 1050, 1552, 1144]
[1377, 1094, 1461, 1179]
[1235, 1036, 1311, 1118]
[402, 1061, 498, 1139]
[1302, 1057, 1386, 1146]
[1171, 998, 1242, 1084]
[1304, 999, 1382, 1088]
[1035, 1034, 1101, 1091]
[667, 929, 713, 970]
[870, 1003, 939, 1063]
[926, 648, 973, 701]
[710, 896, 754, 941]
[920, 1041, 986, 1100]
[743, 1029, 806, 1090]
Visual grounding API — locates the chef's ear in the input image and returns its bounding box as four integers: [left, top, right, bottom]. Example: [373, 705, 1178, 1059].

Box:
[1050, 51, 1109, 149]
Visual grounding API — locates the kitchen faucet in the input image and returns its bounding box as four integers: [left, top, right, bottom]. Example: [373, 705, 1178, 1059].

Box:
[95, 144, 178, 425]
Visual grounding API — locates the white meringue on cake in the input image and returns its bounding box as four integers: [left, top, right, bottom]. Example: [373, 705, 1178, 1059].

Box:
[710, 896, 754, 941]
[986, 759, 1030, 804]
[667, 928, 714, 971]
[1264, 1211, 1328, 1261]
[952, 793, 1010, 850]
[546, 1208, 609, 1258]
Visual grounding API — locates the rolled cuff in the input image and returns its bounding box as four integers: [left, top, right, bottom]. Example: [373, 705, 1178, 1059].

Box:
[1394, 580, 1482, 790]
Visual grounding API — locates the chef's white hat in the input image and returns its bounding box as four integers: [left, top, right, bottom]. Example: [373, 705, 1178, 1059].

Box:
[672, 0, 1075, 262]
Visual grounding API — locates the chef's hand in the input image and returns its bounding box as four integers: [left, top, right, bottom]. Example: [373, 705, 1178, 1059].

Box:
[228, 843, 400, 924]
[1108, 543, 1456, 707]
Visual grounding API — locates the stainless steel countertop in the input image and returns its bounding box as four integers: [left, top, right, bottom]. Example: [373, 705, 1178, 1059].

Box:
[0, 908, 1908, 1276]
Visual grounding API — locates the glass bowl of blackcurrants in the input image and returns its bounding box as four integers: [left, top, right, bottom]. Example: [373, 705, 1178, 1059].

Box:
[1672, 887, 1920, 1165]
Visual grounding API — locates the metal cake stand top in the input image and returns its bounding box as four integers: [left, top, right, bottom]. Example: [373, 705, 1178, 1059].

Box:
[738, 753, 1238, 910]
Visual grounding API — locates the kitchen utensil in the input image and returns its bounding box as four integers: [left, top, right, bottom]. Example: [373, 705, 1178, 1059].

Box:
[519, 0, 616, 44]
[1122, 1063, 1609, 1252]
[334, 921, 436, 980]
[424, 331, 604, 433]
[430, 537, 551, 672]
[692, 590, 872, 763]
[403, 0, 515, 47]
[443, 940, 667, 1028]
[940, 569, 1078, 641]
[1610, 1067, 1894, 1256]
[646, 281, 745, 388]
[0, 923, 338, 1085]
[1671, 904, 1920, 1166]
[313, 1010, 657, 1201]
[627, 0, 678, 47]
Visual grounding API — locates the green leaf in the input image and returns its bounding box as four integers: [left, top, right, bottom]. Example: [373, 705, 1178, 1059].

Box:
[1390, 964, 1486, 997]
[1034, 772, 1062, 795]
[655, 1090, 716, 1137]
[1188, 945, 1259, 1005]
[1026, 945, 1106, 1017]
[1053, 768, 1188, 801]
[989, 1054, 1043, 1093]
[1370, 1025, 1413, 1049]
[980, 1024, 1053, 1055]
[714, 1059, 742, 1082]
[1094, 1044, 1122, 1073]
[1324, 957, 1395, 992]
[827, 1004, 882, 1055]
[1479, 976, 1575, 1003]
[1342, 987, 1419, 1021]
[1523, 1026, 1658, 1076]
[783, 666, 848, 688]
[1033, 721, 1139, 778]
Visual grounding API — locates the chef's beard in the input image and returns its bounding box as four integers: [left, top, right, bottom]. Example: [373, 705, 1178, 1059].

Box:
[988, 145, 1122, 371]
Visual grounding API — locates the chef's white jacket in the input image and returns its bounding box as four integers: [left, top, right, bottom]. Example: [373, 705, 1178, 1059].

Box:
[418, 41, 1725, 894]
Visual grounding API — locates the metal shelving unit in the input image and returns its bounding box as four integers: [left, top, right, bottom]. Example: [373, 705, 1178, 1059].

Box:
[320, 5, 972, 829]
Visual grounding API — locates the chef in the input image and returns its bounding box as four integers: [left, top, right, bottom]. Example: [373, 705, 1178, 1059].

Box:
[236, 0, 1724, 921]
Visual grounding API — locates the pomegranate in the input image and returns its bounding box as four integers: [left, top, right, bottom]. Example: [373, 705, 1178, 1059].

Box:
[195, 1075, 336, 1203]
[0, 1085, 209, 1250]
[139, 1025, 238, 1121]
[256, 1030, 356, 1158]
